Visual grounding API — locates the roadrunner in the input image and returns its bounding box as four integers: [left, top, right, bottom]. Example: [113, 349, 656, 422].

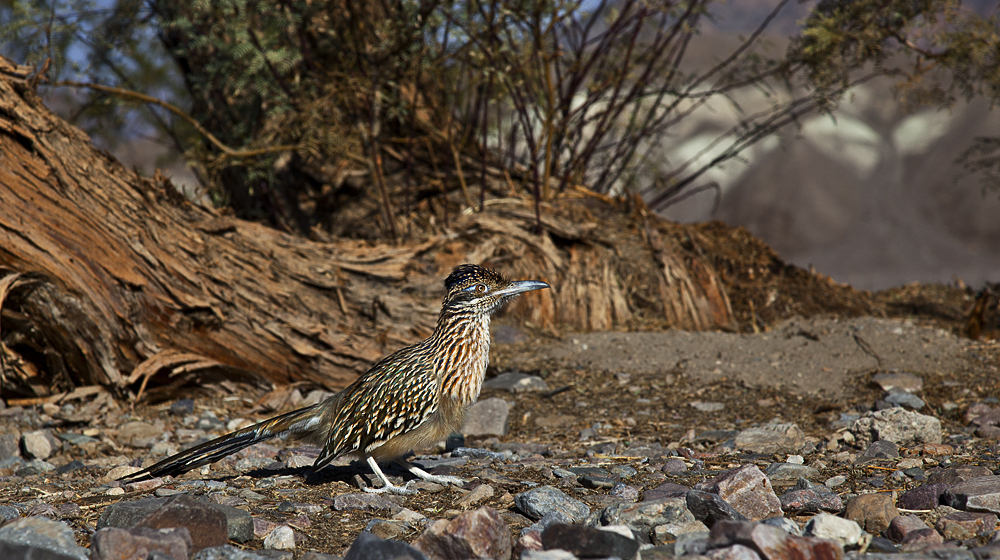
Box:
[121, 264, 549, 495]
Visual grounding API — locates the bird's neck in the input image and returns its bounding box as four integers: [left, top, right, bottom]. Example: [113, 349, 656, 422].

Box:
[431, 311, 491, 407]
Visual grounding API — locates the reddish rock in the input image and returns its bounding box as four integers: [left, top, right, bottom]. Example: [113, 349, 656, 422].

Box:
[899, 528, 945, 551]
[643, 482, 690, 501]
[540, 524, 639, 559]
[844, 493, 899, 534]
[91, 526, 192, 560]
[898, 483, 948, 510]
[935, 511, 999, 540]
[137, 494, 228, 551]
[944, 476, 1000, 514]
[412, 506, 511, 560]
[697, 465, 783, 521]
[922, 443, 955, 456]
[887, 515, 930, 543]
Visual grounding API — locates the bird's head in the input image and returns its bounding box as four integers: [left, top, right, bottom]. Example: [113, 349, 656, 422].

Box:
[441, 264, 549, 317]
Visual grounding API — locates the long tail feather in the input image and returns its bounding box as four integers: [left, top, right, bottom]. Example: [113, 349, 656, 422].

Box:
[120, 404, 324, 481]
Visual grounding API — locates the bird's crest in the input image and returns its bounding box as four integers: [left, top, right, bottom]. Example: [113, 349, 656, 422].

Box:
[444, 264, 507, 292]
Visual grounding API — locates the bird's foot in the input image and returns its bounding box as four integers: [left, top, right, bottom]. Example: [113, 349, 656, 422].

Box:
[363, 480, 417, 496]
[415, 472, 466, 487]
[404, 463, 466, 487]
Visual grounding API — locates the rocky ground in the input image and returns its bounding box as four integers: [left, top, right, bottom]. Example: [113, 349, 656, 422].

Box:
[0, 315, 998, 560]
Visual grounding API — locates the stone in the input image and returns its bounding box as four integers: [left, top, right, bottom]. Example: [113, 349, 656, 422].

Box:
[653, 520, 710, 544]
[825, 476, 847, 488]
[675, 531, 711, 556]
[600, 496, 695, 535]
[91, 526, 192, 560]
[611, 482, 641, 502]
[520, 551, 576, 560]
[761, 517, 802, 536]
[580, 476, 616, 489]
[708, 544, 764, 560]
[451, 447, 505, 461]
[734, 423, 805, 454]
[643, 482, 690, 501]
[98, 494, 253, 545]
[966, 404, 1000, 426]
[850, 408, 942, 447]
[691, 401, 726, 412]
[134, 494, 229, 551]
[463, 398, 509, 437]
[930, 465, 994, 485]
[344, 532, 428, 560]
[686, 490, 750, 527]
[366, 520, 406, 540]
[855, 440, 899, 464]
[884, 390, 925, 410]
[779, 479, 844, 514]
[898, 528, 944, 550]
[866, 537, 898, 553]
[935, 511, 998, 539]
[21, 429, 59, 460]
[263, 526, 295, 550]
[0, 517, 89, 560]
[540, 523, 638, 558]
[804, 512, 864, 548]
[708, 520, 844, 560]
[898, 483, 948, 510]
[663, 459, 688, 473]
[944, 476, 1000, 514]
[192, 545, 271, 559]
[514, 486, 590, 522]
[333, 493, 402, 514]
[456, 483, 495, 509]
[411, 507, 510, 560]
[118, 421, 163, 448]
[887, 514, 930, 543]
[0, 431, 20, 460]
[872, 372, 923, 393]
[482, 372, 549, 393]
[765, 463, 820, 481]
[844, 493, 900, 534]
[697, 464, 783, 521]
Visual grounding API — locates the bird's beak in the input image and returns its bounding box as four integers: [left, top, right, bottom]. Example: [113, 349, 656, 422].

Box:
[495, 280, 550, 298]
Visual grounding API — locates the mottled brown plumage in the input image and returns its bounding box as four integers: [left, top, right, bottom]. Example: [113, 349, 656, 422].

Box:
[120, 264, 549, 494]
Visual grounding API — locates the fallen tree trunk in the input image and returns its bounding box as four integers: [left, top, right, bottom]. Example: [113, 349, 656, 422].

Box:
[0, 56, 735, 402]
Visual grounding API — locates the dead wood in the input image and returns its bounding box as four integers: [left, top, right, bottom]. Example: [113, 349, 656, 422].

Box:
[0, 57, 735, 401]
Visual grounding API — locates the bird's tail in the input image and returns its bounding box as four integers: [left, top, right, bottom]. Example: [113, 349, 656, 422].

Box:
[119, 403, 326, 481]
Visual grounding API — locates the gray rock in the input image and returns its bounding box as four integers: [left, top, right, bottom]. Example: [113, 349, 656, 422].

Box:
[0, 431, 20, 460]
[804, 512, 865, 547]
[707, 543, 762, 560]
[482, 372, 548, 393]
[709, 520, 844, 560]
[344, 531, 428, 560]
[696, 464, 783, 521]
[764, 463, 820, 481]
[944, 476, 1000, 514]
[521, 550, 576, 560]
[850, 408, 942, 447]
[515, 486, 590, 522]
[734, 423, 805, 454]
[450, 447, 505, 461]
[17, 459, 56, 476]
[675, 531, 711, 556]
[0, 505, 20, 520]
[855, 440, 900, 464]
[653, 520, 710, 544]
[872, 372, 923, 393]
[885, 390, 925, 410]
[0, 517, 89, 560]
[117, 421, 163, 448]
[779, 479, 844, 514]
[686, 490, 749, 527]
[193, 545, 271, 560]
[98, 494, 253, 545]
[690, 401, 726, 412]
[21, 430, 59, 460]
[541, 523, 638, 559]
[601, 496, 696, 534]
[333, 493, 402, 515]
[760, 516, 803, 536]
[462, 398, 509, 437]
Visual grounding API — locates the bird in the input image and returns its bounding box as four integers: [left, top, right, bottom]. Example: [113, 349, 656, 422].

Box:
[120, 264, 550, 495]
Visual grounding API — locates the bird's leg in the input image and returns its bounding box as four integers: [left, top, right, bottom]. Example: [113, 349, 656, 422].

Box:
[397, 459, 466, 487]
[363, 456, 417, 495]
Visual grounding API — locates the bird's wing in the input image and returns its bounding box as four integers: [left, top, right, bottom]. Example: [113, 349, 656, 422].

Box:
[313, 345, 438, 467]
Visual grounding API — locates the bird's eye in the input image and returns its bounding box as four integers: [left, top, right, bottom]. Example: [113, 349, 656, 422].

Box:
[475, 283, 487, 293]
